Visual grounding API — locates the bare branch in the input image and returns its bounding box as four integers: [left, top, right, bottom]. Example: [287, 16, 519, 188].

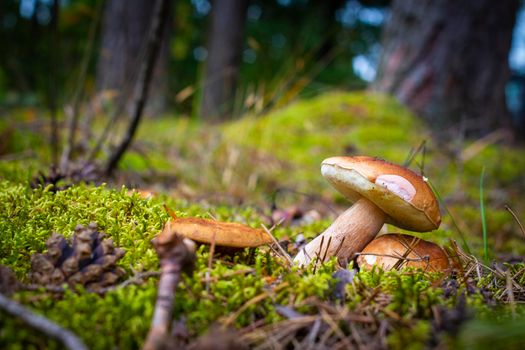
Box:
[60, 0, 104, 172]
[104, 0, 169, 176]
[0, 293, 87, 350]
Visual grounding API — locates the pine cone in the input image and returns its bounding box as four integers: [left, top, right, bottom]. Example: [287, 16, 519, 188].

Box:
[29, 223, 126, 292]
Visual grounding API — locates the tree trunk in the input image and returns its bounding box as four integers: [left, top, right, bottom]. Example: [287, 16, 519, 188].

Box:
[372, 0, 519, 139]
[96, 0, 170, 115]
[200, 0, 248, 120]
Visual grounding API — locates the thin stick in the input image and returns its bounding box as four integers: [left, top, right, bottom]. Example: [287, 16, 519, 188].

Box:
[261, 224, 293, 265]
[506, 269, 516, 318]
[505, 205, 525, 238]
[312, 236, 325, 273]
[60, 0, 104, 172]
[96, 271, 161, 294]
[163, 204, 178, 220]
[404, 140, 426, 168]
[320, 236, 332, 265]
[428, 179, 472, 254]
[206, 231, 217, 293]
[200, 268, 254, 283]
[355, 252, 429, 263]
[320, 309, 352, 349]
[222, 282, 289, 327]
[0, 293, 87, 350]
[479, 167, 488, 261]
[105, 0, 169, 176]
[144, 227, 194, 350]
[48, 0, 61, 168]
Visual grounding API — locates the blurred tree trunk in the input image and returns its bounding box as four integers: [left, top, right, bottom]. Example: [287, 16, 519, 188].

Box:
[372, 0, 519, 139]
[96, 0, 170, 115]
[200, 0, 248, 120]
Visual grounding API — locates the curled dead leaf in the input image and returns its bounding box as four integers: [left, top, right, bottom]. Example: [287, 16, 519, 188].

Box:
[159, 218, 271, 248]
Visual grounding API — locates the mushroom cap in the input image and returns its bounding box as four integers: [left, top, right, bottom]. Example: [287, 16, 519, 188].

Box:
[162, 218, 271, 248]
[321, 156, 440, 232]
[356, 234, 450, 272]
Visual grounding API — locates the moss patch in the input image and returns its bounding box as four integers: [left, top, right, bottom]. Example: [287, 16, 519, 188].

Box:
[1, 91, 525, 348]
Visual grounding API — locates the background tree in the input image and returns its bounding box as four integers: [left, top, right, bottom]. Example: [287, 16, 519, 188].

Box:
[372, 0, 520, 139]
[200, 0, 249, 120]
[96, 0, 170, 115]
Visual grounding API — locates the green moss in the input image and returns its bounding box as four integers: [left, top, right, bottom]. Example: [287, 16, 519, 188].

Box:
[2, 91, 525, 348]
[0, 181, 167, 277]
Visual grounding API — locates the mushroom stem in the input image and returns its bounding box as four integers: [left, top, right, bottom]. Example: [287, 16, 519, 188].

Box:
[294, 198, 385, 266]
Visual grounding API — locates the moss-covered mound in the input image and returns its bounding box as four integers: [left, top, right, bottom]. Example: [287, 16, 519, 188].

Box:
[1, 91, 525, 349]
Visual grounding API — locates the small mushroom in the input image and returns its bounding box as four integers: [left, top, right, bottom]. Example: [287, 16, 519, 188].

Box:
[164, 218, 272, 248]
[294, 156, 440, 266]
[356, 234, 450, 272]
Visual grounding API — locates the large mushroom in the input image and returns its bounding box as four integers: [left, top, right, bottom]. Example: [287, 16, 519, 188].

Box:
[294, 156, 440, 266]
[357, 234, 450, 272]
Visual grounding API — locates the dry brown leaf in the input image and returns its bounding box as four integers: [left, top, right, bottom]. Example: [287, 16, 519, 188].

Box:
[159, 218, 271, 248]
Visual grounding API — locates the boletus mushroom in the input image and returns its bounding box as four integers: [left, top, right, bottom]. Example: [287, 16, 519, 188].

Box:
[294, 156, 440, 266]
[356, 234, 450, 272]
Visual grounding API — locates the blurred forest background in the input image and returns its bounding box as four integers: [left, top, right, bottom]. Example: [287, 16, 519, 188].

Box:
[4, 2, 525, 348]
[2, 0, 525, 153]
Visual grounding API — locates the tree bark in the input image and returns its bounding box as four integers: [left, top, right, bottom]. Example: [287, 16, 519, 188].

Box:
[96, 0, 170, 115]
[200, 0, 248, 120]
[372, 0, 519, 139]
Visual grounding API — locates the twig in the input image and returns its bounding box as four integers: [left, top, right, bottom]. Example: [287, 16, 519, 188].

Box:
[200, 268, 254, 283]
[86, 1, 151, 163]
[206, 231, 217, 293]
[459, 129, 506, 162]
[320, 236, 332, 265]
[272, 187, 338, 215]
[479, 167, 488, 261]
[0, 293, 87, 350]
[60, 0, 104, 172]
[96, 271, 161, 293]
[355, 252, 429, 264]
[312, 236, 325, 274]
[261, 223, 293, 266]
[428, 179, 472, 254]
[48, 0, 61, 167]
[222, 282, 289, 327]
[404, 140, 426, 169]
[143, 225, 195, 350]
[392, 236, 423, 270]
[506, 269, 516, 317]
[320, 309, 352, 349]
[505, 205, 525, 239]
[163, 204, 178, 220]
[105, 0, 170, 176]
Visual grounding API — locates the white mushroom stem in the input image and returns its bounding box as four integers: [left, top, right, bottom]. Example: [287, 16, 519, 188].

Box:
[294, 198, 385, 266]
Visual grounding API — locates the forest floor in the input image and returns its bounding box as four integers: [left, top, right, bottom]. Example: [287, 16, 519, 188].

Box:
[1, 91, 525, 349]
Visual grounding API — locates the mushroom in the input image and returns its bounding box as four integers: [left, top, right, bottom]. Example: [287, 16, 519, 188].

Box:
[356, 234, 450, 272]
[294, 156, 440, 266]
[166, 217, 272, 248]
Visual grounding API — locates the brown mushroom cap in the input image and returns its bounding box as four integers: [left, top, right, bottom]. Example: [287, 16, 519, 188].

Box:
[321, 156, 440, 232]
[161, 218, 271, 248]
[356, 234, 450, 272]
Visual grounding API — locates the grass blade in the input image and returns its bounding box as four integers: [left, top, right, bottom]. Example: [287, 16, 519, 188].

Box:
[428, 180, 472, 255]
[480, 167, 488, 261]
